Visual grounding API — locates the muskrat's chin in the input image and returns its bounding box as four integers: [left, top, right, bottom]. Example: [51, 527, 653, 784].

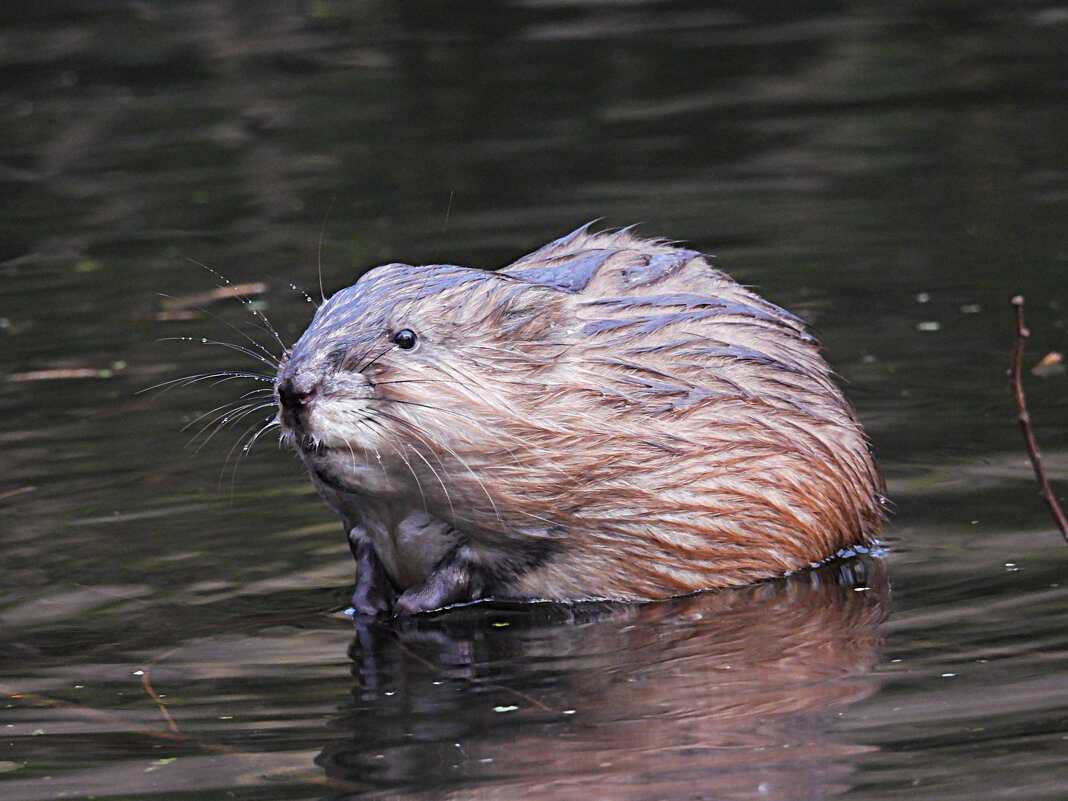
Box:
[279, 426, 417, 498]
[277, 428, 323, 456]
[290, 433, 327, 457]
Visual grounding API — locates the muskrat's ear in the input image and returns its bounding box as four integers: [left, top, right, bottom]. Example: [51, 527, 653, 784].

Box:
[489, 281, 567, 340]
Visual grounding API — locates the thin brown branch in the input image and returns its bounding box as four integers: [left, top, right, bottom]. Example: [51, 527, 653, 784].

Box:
[1, 683, 186, 744]
[2, 683, 355, 791]
[1009, 295, 1068, 543]
[139, 667, 180, 734]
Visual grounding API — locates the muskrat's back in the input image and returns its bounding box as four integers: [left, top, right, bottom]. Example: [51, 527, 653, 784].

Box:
[276, 225, 884, 615]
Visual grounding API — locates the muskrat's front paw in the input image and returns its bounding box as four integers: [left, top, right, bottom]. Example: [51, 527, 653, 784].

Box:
[349, 534, 396, 618]
[351, 582, 394, 618]
[393, 560, 481, 616]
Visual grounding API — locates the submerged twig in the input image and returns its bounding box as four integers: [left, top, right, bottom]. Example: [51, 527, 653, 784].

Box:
[139, 667, 180, 734]
[1009, 295, 1068, 543]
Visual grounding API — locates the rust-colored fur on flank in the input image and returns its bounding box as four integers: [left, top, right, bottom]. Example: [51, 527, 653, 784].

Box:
[276, 226, 884, 611]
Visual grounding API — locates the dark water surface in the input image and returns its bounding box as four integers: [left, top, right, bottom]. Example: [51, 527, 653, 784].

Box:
[2, 2, 1067, 799]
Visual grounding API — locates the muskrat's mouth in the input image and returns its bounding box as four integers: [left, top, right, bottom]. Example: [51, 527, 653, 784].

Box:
[296, 434, 327, 457]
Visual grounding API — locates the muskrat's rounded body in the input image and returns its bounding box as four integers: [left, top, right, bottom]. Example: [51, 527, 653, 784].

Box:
[276, 226, 884, 615]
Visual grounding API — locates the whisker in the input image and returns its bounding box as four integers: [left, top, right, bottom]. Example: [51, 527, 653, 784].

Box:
[373, 424, 436, 515]
[217, 412, 277, 496]
[398, 444, 435, 515]
[236, 387, 276, 401]
[355, 410, 456, 521]
[243, 418, 281, 454]
[188, 401, 276, 453]
[157, 335, 280, 372]
[344, 420, 391, 484]
[357, 343, 397, 374]
[225, 406, 278, 454]
[181, 260, 291, 358]
[157, 291, 284, 369]
[140, 370, 273, 396]
[182, 397, 259, 435]
[380, 395, 572, 477]
[316, 197, 335, 305]
[377, 410, 504, 529]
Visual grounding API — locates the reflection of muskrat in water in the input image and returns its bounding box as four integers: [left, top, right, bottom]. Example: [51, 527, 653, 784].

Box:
[275, 225, 885, 616]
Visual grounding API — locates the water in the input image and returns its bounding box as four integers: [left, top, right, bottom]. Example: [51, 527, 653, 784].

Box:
[2, 2, 1067, 799]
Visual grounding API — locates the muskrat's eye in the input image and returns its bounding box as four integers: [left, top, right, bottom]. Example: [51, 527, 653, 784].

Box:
[392, 329, 417, 350]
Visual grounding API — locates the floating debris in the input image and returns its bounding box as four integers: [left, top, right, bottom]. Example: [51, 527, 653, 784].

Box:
[157, 282, 269, 316]
[1031, 351, 1064, 377]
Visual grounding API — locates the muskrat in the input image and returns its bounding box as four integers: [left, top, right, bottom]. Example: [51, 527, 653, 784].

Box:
[275, 225, 884, 616]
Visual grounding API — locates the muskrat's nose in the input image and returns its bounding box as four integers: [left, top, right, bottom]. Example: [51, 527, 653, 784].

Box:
[276, 376, 316, 413]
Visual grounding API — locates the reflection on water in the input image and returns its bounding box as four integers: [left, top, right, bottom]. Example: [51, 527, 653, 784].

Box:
[0, 560, 887, 801]
[321, 558, 887, 800]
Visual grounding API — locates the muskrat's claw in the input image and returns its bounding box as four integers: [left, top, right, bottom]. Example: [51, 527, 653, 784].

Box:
[392, 549, 485, 616]
[349, 531, 396, 618]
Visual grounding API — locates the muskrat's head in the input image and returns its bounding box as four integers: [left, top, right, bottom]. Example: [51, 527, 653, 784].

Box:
[275, 262, 569, 502]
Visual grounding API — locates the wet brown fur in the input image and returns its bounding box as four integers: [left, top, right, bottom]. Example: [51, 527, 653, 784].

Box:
[276, 226, 884, 612]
